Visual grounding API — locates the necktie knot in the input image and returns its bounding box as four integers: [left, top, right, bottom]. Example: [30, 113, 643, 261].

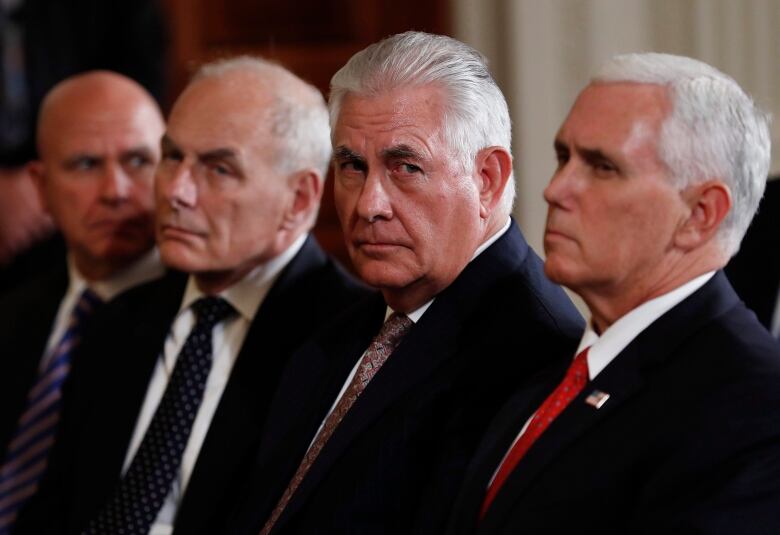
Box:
[373, 312, 413, 353]
[192, 296, 235, 330]
[72, 288, 103, 322]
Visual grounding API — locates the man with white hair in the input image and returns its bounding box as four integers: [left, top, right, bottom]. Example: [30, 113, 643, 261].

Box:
[446, 52, 780, 534]
[20, 56, 369, 535]
[227, 31, 583, 535]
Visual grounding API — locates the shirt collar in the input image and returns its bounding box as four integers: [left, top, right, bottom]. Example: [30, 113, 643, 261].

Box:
[384, 218, 511, 324]
[577, 271, 716, 380]
[472, 218, 511, 260]
[67, 248, 165, 302]
[179, 233, 308, 322]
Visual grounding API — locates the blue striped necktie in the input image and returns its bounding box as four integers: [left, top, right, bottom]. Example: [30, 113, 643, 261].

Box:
[0, 288, 102, 534]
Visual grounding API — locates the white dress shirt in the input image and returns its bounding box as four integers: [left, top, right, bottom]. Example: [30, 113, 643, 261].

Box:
[488, 270, 716, 486]
[122, 234, 306, 535]
[310, 219, 512, 449]
[41, 248, 165, 369]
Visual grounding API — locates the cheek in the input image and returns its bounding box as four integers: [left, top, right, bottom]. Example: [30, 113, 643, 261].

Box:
[333, 184, 357, 225]
[131, 179, 155, 208]
[50, 184, 95, 220]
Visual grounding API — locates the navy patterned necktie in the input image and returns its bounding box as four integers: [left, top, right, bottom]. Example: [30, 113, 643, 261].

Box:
[0, 288, 102, 535]
[83, 296, 235, 535]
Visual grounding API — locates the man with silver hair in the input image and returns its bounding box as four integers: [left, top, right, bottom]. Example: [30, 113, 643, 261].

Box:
[20, 56, 369, 535]
[447, 52, 780, 534]
[227, 31, 582, 535]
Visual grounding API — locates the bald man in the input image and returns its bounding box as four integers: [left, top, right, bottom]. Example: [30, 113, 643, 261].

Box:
[0, 71, 166, 533]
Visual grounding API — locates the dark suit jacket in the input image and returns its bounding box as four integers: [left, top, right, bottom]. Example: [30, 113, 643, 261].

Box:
[0, 258, 68, 456]
[447, 271, 780, 534]
[20, 236, 370, 535]
[726, 177, 780, 329]
[0, 234, 66, 297]
[225, 221, 584, 534]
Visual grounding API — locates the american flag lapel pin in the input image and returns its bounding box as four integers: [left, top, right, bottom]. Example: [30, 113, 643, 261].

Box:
[585, 390, 610, 409]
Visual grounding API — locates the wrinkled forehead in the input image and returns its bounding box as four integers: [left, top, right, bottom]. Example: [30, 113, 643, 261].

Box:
[168, 78, 280, 154]
[333, 86, 449, 152]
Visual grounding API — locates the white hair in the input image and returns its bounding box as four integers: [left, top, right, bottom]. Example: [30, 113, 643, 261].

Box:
[194, 56, 332, 179]
[594, 52, 772, 257]
[328, 31, 515, 217]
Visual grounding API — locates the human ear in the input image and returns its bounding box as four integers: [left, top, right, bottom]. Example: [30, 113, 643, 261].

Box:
[26, 161, 51, 215]
[475, 146, 512, 218]
[675, 180, 731, 250]
[283, 169, 323, 229]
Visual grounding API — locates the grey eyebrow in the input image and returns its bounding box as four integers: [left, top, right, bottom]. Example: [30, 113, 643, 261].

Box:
[333, 146, 365, 162]
[381, 144, 423, 161]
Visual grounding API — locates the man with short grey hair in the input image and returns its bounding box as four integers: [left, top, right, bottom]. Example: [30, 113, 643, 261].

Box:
[446, 52, 780, 534]
[20, 56, 369, 535]
[227, 31, 582, 535]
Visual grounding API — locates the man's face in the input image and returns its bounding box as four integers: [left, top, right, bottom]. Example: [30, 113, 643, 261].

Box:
[155, 76, 294, 290]
[543, 82, 689, 304]
[333, 85, 483, 311]
[37, 98, 162, 278]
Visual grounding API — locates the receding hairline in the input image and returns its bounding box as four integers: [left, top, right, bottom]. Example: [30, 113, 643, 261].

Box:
[36, 70, 163, 153]
[189, 56, 324, 108]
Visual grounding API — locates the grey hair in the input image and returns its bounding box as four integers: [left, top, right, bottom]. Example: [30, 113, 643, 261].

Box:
[328, 31, 515, 216]
[194, 56, 332, 180]
[594, 52, 772, 257]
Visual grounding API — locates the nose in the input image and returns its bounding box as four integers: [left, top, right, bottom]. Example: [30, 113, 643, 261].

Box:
[543, 162, 576, 208]
[99, 163, 131, 204]
[355, 172, 392, 222]
[159, 161, 197, 208]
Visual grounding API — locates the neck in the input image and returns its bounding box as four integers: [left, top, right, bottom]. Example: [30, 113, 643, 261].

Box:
[584, 251, 725, 332]
[194, 263, 259, 295]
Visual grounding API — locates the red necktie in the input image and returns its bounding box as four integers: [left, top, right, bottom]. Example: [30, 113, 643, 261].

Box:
[480, 347, 590, 519]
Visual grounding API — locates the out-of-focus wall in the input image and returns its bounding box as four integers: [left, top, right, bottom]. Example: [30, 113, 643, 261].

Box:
[453, 0, 780, 262]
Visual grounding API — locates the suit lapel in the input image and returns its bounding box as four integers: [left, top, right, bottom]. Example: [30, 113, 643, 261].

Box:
[74, 273, 187, 511]
[242, 296, 384, 526]
[478, 272, 740, 530]
[274, 223, 531, 530]
[445, 363, 567, 534]
[173, 237, 339, 532]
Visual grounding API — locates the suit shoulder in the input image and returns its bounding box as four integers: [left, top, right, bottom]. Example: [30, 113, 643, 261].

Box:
[503, 248, 584, 338]
[297, 255, 374, 312]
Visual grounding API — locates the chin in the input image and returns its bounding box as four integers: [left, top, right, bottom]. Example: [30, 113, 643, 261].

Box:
[159, 241, 203, 273]
[354, 261, 416, 291]
[543, 256, 572, 286]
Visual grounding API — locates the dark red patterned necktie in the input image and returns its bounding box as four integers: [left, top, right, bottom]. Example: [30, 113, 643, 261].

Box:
[260, 312, 413, 535]
[480, 347, 590, 519]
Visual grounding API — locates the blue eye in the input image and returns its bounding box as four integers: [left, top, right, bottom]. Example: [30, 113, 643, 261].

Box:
[73, 157, 99, 170]
[400, 163, 421, 174]
[127, 155, 152, 168]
